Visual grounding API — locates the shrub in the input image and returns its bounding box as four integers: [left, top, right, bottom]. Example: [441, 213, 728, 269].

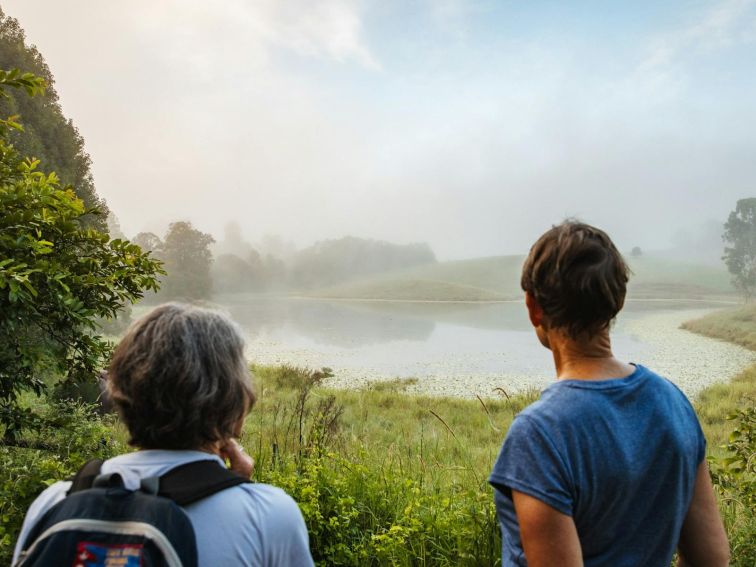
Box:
[0, 401, 125, 564]
[709, 407, 756, 565]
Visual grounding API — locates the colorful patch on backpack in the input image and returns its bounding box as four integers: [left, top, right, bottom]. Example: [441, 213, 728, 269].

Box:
[73, 541, 143, 566]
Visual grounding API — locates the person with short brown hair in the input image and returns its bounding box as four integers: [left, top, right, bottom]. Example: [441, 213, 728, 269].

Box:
[489, 221, 729, 566]
[14, 303, 314, 566]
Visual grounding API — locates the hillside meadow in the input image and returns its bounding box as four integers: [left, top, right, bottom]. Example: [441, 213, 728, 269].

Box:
[1, 306, 753, 565]
[306, 254, 734, 302]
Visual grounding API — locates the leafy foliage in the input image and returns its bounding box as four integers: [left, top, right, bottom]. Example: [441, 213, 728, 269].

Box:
[709, 407, 756, 565]
[0, 8, 107, 230]
[0, 401, 124, 565]
[723, 198, 756, 301]
[0, 69, 163, 440]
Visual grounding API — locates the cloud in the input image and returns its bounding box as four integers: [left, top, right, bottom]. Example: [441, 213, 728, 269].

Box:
[632, 0, 756, 99]
[259, 0, 381, 69]
[132, 0, 380, 71]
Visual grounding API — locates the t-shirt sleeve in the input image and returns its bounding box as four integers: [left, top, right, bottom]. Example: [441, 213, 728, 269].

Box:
[259, 489, 314, 567]
[489, 415, 574, 516]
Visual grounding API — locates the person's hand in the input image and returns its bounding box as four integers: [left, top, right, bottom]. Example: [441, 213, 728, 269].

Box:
[219, 438, 254, 479]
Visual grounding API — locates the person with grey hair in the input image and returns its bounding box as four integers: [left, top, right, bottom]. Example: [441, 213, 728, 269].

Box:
[13, 303, 315, 566]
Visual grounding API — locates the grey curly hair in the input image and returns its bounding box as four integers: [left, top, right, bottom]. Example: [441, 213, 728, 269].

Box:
[106, 303, 256, 450]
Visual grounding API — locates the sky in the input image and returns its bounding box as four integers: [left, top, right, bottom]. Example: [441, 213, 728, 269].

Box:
[3, 0, 756, 259]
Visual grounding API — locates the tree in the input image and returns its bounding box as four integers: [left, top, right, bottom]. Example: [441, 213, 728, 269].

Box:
[132, 231, 164, 255]
[631, 246, 642, 257]
[106, 212, 125, 240]
[723, 198, 756, 301]
[160, 221, 215, 300]
[215, 220, 253, 259]
[0, 70, 164, 440]
[0, 8, 107, 230]
[289, 236, 436, 288]
[212, 254, 255, 293]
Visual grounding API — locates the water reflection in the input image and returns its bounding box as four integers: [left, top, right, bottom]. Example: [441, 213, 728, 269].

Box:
[220, 297, 435, 347]
[206, 295, 747, 397]
[219, 295, 730, 349]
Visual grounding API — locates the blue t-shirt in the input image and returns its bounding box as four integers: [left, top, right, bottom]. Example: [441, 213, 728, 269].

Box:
[489, 364, 705, 567]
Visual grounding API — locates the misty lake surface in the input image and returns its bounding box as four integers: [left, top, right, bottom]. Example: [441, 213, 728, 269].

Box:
[216, 295, 754, 399]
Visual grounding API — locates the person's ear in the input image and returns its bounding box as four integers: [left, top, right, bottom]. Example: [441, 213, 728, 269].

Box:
[525, 292, 544, 328]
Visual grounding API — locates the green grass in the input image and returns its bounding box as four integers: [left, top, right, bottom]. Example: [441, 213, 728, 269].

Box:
[682, 305, 756, 452]
[308, 255, 522, 301]
[681, 304, 756, 440]
[307, 253, 734, 302]
[683, 305, 756, 562]
[249, 366, 536, 482]
[221, 365, 539, 564]
[682, 304, 756, 351]
[627, 255, 733, 296]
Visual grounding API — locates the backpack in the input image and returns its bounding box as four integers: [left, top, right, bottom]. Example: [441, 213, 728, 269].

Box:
[14, 458, 250, 567]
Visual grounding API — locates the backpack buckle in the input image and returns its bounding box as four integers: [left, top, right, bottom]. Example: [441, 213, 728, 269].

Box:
[140, 476, 160, 495]
[92, 473, 124, 489]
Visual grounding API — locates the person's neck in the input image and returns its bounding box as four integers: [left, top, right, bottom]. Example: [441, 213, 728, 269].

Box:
[547, 329, 635, 381]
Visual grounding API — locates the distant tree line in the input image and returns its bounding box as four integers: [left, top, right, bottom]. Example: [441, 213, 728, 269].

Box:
[211, 230, 437, 295]
[131, 221, 437, 301]
[289, 236, 436, 289]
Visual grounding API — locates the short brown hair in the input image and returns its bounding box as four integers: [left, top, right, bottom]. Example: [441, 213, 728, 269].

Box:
[107, 303, 256, 450]
[521, 221, 629, 338]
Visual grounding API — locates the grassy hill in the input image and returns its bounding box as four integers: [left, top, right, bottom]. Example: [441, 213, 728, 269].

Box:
[625, 255, 733, 298]
[307, 253, 734, 301]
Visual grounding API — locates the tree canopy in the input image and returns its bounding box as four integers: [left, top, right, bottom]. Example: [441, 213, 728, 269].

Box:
[723, 198, 756, 301]
[160, 221, 215, 300]
[0, 7, 106, 230]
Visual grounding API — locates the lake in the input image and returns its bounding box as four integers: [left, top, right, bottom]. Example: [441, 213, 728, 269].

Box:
[212, 295, 755, 398]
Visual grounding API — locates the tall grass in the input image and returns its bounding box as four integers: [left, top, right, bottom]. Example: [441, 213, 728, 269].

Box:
[682, 305, 756, 563]
[242, 365, 537, 565]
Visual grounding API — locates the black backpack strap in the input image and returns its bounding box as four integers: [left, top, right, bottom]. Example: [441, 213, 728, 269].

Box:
[157, 460, 251, 506]
[67, 458, 105, 495]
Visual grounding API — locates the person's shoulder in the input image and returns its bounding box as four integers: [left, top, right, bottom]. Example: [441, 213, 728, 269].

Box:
[637, 365, 694, 403]
[231, 483, 312, 560]
[516, 384, 587, 425]
[238, 482, 299, 504]
[507, 408, 553, 441]
[228, 483, 307, 526]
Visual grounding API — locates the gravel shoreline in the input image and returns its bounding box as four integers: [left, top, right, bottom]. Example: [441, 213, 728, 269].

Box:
[317, 308, 755, 399]
[245, 307, 755, 399]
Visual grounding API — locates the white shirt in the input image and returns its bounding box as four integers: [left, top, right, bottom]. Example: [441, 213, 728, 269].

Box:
[13, 450, 314, 566]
